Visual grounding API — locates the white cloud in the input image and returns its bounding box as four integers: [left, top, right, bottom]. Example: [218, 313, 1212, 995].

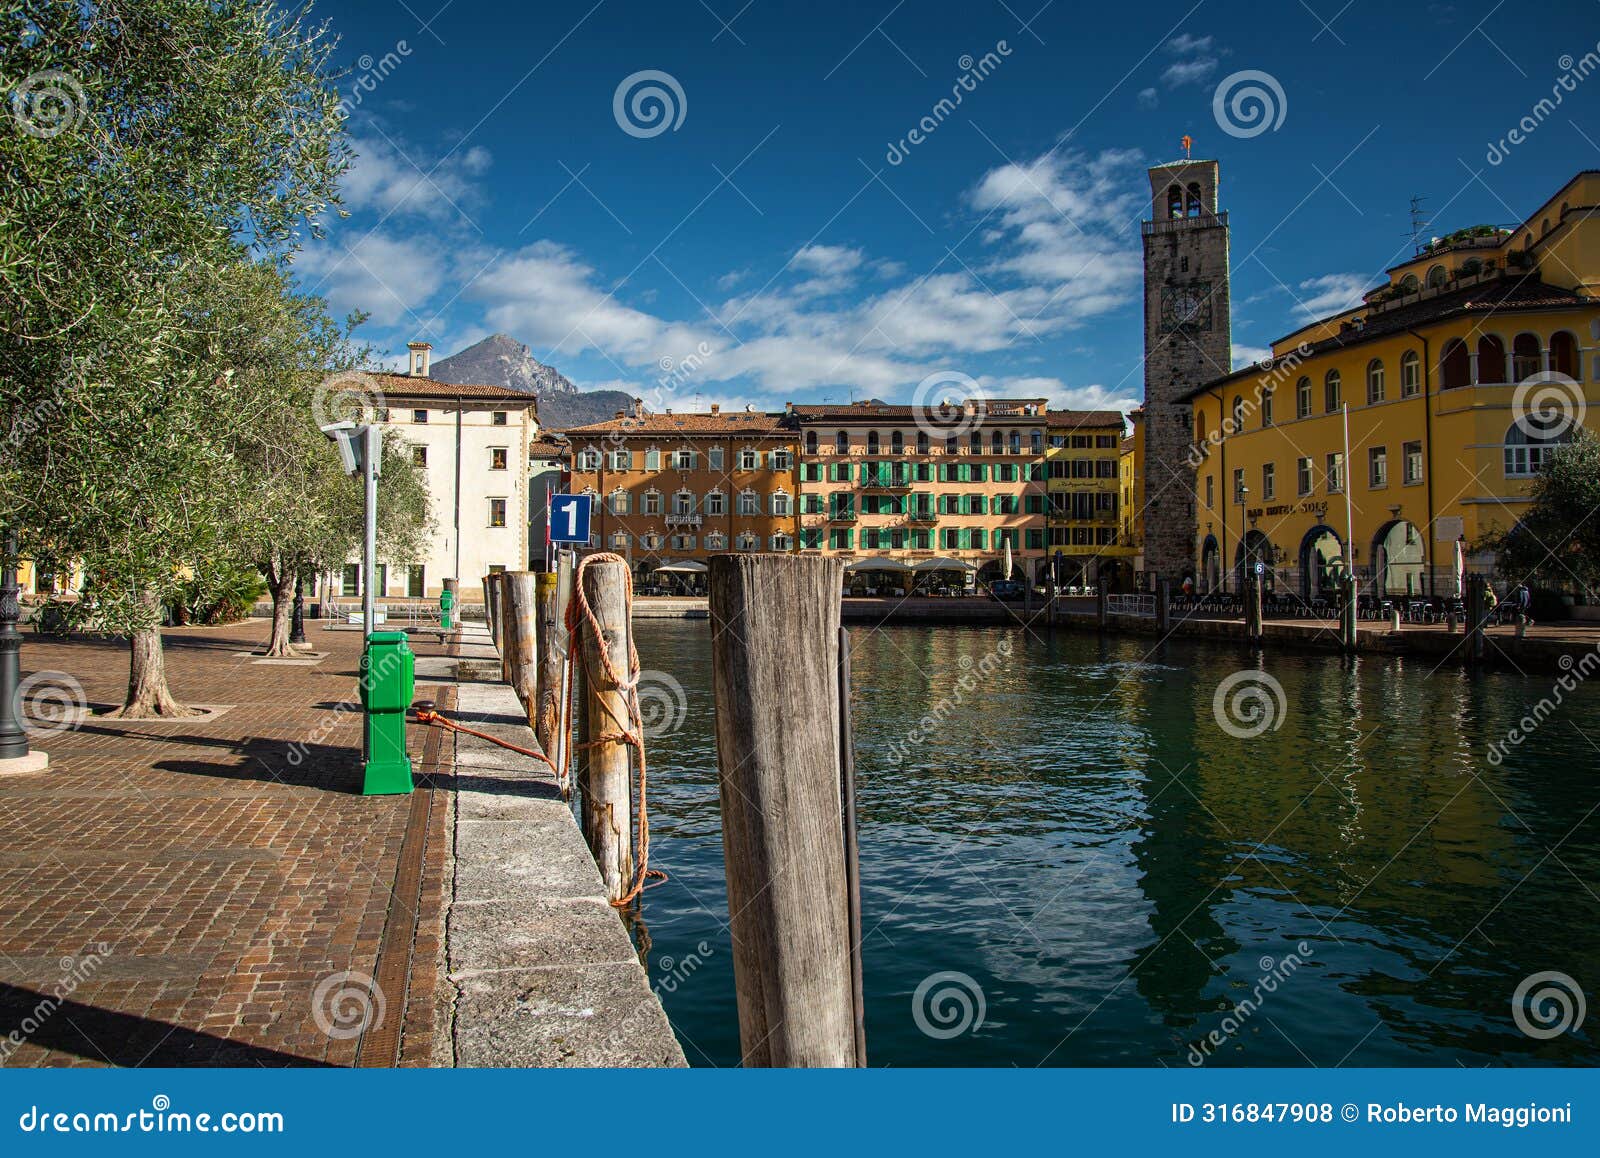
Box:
[1232, 344, 1273, 369]
[294, 231, 454, 328]
[340, 134, 482, 222]
[1293, 273, 1372, 318]
[1166, 33, 1214, 55]
[1137, 87, 1159, 110]
[792, 244, 865, 277]
[991, 375, 1138, 416]
[1162, 57, 1217, 87]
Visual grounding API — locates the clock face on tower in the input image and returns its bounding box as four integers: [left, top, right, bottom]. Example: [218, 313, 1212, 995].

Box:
[1160, 282, 1213, 332]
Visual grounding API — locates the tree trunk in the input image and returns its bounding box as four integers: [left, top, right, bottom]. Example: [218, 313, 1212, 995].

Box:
[106, 590, 199, 719]
[262, 562, 296, 657]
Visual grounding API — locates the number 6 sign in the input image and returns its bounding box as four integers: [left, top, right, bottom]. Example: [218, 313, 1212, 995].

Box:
[548, 493, 592, 544]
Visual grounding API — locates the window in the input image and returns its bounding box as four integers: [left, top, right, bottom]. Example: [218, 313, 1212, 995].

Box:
[1403, 440, 1423, 485]
[1324, 369, 1342, 413]
[1400, 350, 1421, 397]
[1262, 387, 1274, 427]
[705, 531, 727, 550]
[805, 431, 818, 454]
[891, 431, 903, 453]
[642, 533, 663, 551]
[738, 490, 759, 515]
[670, 533, 695, 551]
[488, 498, 507, 527]
[1368, 446, 1388, 488]
[1205, 475, 1214, 508]
[707, 446, 724, 471]
[867, 431, 880, 454]
[1504, 415, 1572, 476]
[771, 491, 791, 516]
[1440, 338, 1470, 389]
[342, 563, 360, 596]
[643, 490, 662, 515]
[1230, 395, 1244, 433]
[771, 533, 793, 551]
[411, 445, 427, 467]
[1297, 457, 1313, 497]
[376, 408, 390, 422]
[577, 448, 600, 471]
[1232, 468, 1245, 504]
[610, 531, 630, 550]
[736, 532, 758, 551]
[771, 448, 793, 470]
[917, 431, 930, 453]
[1512, 332, 1542, 381]
[407, 564, 424, 598]
[672, 490, 694, 515]
[738, 448, 758, 470]
[1366, 359, 1385, 404]
[1296, 377, 1312, 419]
[644, 448, 661, 471]
[672, 449, 695, 470]
[491, 448, 508, 470]
[610, 449, 631, 470]
[705, 490, 725, 515]
[608, 489, 629, 515]
[835, 431, 849, 454]
[492, 411, 508, 426]
[1326, 452, 1344, 493]
[412, 409, 429, 424]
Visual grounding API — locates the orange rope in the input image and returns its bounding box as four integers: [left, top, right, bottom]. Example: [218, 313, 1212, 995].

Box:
[415, 708, 559, 775]
[565, 552, 664, 907]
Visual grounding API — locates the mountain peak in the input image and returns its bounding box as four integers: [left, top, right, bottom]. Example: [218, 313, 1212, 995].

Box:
[430, 334, 576, 395]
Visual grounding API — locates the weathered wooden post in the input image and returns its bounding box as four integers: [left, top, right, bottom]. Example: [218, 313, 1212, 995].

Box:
[534, 570, 568, 776]
[1156, 576, 1172, 632]
[480, 576, 492, 629]
[1096, 577, 1109, 630]
[499, 571, 540, 719]
[1466, 574, 1488, 664]
[1244, 571, 1264, 645]
[708, 554, 856, 1068]
[1339, 574, 1359, 653]
[576, 557, 634, 902]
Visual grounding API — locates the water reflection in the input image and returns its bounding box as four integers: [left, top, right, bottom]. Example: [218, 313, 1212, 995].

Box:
[629, 620, 1600, 1067]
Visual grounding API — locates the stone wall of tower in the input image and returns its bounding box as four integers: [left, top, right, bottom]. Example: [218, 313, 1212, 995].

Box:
[1141, 160, 1232, 586]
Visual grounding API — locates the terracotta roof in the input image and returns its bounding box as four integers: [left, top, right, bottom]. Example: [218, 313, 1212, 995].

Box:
[1178, 274, 1594, 402]
[1046, 409, 1126, 429]
[560, 411, 793, 437]
[529, 438, 568, 457]
[791, 398, 1049, 422]
[362, 372, 539, 403]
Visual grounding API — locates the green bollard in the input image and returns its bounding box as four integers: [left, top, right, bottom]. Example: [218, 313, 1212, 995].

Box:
[360, 631, 415, 795]
[440, 587, 455, 631]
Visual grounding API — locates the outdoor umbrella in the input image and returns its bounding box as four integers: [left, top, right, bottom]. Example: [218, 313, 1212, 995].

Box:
[1453, 539, 1466, 599]
[1003, 539, 1013, 581]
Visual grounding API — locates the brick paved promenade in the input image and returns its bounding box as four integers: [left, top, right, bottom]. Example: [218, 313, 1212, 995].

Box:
[0, 619, 453, 1066]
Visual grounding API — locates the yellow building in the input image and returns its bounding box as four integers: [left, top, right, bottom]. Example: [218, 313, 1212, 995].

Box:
[1120, 409, 1146, 579]
[1184, 171, 1600, 599]
[1043, 410, 1132, 589]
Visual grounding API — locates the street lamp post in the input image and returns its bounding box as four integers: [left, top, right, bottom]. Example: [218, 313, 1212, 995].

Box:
[0, 529, 48, 774]
[289, 573, 307, 645]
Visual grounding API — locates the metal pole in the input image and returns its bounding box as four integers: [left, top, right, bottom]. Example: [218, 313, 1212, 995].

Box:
[1342, 404, 1355, 569]
[289, 573, 307, 645]
[0, 530, 33, 763]
[363, 424, 378, 639]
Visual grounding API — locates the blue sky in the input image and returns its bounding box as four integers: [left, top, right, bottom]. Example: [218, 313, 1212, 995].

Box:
[298, 0, 1600, 413]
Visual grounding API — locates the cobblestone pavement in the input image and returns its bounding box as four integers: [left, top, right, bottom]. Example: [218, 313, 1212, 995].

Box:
[0, 619, 453, 1067]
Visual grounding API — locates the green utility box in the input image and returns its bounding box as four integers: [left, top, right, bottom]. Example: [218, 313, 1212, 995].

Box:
[360, 630, 415, 795]
[440, 587, 455, 631]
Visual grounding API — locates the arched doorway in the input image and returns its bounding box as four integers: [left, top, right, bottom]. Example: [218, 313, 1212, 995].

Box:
[1298, 525, 1344, 601]
[1372, 520, 1425, 596]
[1101, 559, 1134, 593]
[1233, 530, 1274, 592]
[1199, 535, 1221, 592]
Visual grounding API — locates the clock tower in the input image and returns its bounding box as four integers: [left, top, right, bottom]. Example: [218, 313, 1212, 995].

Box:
[1141, 157, 1231, 587]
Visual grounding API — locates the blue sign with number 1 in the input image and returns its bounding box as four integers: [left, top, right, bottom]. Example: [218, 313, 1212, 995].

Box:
[549, 493, 592, 544]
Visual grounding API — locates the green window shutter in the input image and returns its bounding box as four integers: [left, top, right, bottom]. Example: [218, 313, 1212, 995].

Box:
[973, 528, 987, 550]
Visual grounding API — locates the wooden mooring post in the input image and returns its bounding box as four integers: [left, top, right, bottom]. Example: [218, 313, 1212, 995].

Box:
[1244, 572, 1264, 645]
[1466, 573, 1488, 664]
[534, 569, 569, 781]
[499, 571, 540, 720]
[1096, 578, 1109, 629]
[576, 557, 634, 903]
[1339, 574, 1359, 653]
[1156, 577, 1172, 632]
[708, 554, 858, 1068]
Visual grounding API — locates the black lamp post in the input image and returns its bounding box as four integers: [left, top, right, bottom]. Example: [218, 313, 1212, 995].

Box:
[0, 529, 45, 772]
[289, 573, 307, 645]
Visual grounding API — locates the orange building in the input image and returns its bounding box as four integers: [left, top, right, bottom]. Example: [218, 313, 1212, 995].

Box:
[563, 404, 799, 588]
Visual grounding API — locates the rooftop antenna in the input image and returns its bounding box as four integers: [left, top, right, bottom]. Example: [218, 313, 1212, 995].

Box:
[1181, 134, 1193, 159]
[1408, 194, 1431, 256]
[693, 390, 704, 412]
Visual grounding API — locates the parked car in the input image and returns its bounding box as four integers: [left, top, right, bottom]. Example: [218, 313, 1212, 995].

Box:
[989, 580, 1026, 601]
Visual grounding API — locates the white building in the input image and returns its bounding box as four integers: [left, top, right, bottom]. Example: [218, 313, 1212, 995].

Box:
[332, 342, 540, 602]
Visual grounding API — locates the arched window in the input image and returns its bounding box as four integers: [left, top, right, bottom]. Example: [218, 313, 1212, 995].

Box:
[1366, 358, 1385, 404]
[1426, 265, 1448, 289]
[1400, 350, 1421, 397]
[1504, 414, 1572, 477]
[1296, 376, 1312, 419]
[1399, 274, 1419, 294]
[1166, 184, 1184, 218]
[1541, 217, 1551, 236]
[804, 430, 818, 454]
[1195, 412, 1207, 442]
[1551, 330, 1580, 379]
[866, 430, 880, 454]
[1440, 338, 1470, 389]
[1230, 395, 1245, 433]
[891, 429, 904, 453]
[1512, 332, 1542, 381]
[1186, 182, 1203, 217]
[1261, 386, 1274, 427]
[969, 430, 982, 453]
[835, 430, 848, 454]
[1008, 429, 1022, 454]
[1477, 334, 1507, 384]
[1324, 369, 1342, 413]
[1561, 201, 1570, 220]
[990, 428, 1004, 453]
[916, 430, 930, 453]
[946, 435, 958, 454]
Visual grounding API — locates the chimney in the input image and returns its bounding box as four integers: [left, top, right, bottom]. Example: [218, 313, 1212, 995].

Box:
[709, 403, 720, 415]
[407, 341, 432, 378]
[615, 410, 626, 420]
[784, 401, 794, 413]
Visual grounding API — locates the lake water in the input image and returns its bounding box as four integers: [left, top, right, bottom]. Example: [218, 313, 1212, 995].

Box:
[623, 619, 1600, 1067]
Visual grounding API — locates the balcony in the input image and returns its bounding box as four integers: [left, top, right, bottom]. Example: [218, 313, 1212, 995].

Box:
[907, 511, 938, 524]
[1141, 211, 1228, 236]
[828, 510, 858, 522]
[665, 514, 702, 527]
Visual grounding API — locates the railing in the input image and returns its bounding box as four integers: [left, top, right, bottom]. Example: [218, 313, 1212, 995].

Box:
[1107, 594, 1157, 618]
[665, 514, 702, 527]
[1141, 211, 1228, 236]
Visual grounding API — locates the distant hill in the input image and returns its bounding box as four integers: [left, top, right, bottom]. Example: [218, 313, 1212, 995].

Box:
[429, 333, 636, 432]
[536, 388, 637, 430]
[431, 333, 576, 396]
